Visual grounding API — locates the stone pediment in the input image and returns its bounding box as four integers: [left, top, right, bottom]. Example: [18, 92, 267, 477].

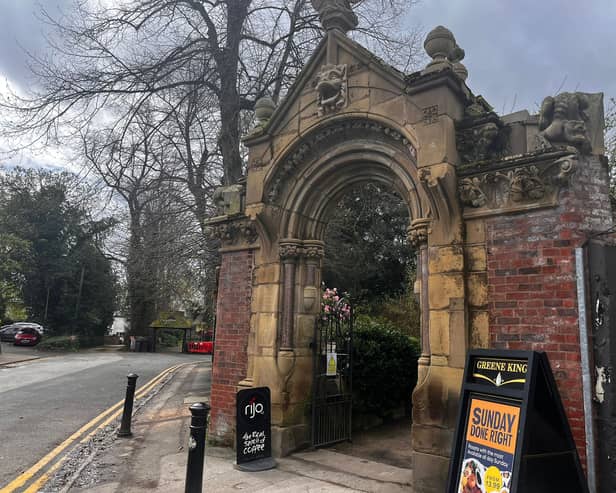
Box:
[245, 30, 409, 150]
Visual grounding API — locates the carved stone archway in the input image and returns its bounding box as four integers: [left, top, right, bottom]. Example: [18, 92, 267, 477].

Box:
[206, 14, 610, 493]
[208, 19, 470, 484]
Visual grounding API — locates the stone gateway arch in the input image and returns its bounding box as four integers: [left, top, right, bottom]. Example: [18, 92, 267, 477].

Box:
[206, 11, 610, 493]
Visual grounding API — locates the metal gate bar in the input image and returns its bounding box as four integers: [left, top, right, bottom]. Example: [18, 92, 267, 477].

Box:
[311, 307, 353, 447]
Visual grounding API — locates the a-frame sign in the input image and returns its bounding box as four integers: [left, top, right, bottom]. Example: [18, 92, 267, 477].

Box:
[446, 350, 588, 493]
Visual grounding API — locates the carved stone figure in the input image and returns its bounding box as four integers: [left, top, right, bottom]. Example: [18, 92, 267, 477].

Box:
[311, 0, 358, 33]
[459, 177, 487, 207]
[316, 64, 347, 115]
[538, 92, 591, 153]
[476, 123, 499, 157]
[457, 121, 505, 163]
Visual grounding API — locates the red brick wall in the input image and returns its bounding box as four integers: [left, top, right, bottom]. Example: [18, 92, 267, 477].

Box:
[486, 155, 612, 468]
[209, 249, 254, 444]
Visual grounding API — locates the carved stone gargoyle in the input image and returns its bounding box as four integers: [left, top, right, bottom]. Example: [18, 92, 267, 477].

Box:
[316, 64, 347, 115]
[538, 92, 591, 153]
[457, 121, 508, 163]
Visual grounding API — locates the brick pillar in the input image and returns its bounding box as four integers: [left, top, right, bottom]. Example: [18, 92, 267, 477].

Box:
[209, 249, 254, 444]
[486, 154, 612, 468]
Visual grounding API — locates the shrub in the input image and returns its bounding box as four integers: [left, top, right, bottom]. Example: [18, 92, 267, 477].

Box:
[352, 315, 420, 418]
[77, 335, 104, 348]
[37, 336, 80, 351]
[36, 334, 104, 351]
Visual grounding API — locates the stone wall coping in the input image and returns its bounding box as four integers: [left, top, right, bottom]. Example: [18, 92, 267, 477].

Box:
[458, 149, 572, 176]
[404, 67, 471, 102]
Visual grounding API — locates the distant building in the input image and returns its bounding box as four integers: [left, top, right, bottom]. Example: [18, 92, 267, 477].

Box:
[110, 316, 129, 336]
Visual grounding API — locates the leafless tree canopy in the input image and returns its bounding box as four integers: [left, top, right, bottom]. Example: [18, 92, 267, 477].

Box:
[2, 0, 422, 181]
[0, 0, 423, 330]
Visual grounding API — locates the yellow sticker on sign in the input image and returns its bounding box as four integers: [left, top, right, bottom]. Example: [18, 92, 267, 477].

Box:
[326, 352, 337, 376]
[484, 465, 503, 492]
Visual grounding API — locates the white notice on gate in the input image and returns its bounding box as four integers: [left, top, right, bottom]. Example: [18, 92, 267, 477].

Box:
[326, 352, 337, 376]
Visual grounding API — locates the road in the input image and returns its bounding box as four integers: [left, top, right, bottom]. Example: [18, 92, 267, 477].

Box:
[0, 344, 209, 489]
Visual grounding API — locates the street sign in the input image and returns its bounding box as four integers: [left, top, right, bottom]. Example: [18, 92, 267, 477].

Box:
[447, 350, 588, 493]
[235, 387, 276, 471]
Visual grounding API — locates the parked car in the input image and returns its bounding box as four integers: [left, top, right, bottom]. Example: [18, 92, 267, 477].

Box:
[0, 323, 45, 342]
[13, 327, 42, 346]
[12, 322, 44, 334]
[0, 325, 22, 342]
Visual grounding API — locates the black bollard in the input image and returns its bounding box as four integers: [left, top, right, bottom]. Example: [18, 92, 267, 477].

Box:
[185, 402, 211, 493]
[118, 373, 138, 437]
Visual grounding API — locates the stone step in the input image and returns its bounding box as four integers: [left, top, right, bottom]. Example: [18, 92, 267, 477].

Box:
[278, 449, 414, 492]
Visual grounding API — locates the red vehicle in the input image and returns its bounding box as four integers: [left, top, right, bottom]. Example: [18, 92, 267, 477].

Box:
[14, 327, 42, 346]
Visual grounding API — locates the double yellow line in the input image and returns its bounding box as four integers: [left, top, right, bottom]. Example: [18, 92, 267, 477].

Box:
[0, 362, 190, 493]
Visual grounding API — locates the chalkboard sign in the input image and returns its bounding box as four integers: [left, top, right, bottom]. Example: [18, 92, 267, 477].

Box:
[447, 350, 588, 493]
[235, 387, 276, 471]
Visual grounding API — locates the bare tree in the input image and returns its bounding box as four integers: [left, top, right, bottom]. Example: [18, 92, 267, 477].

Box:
[83, 108, 210, 334]
[1, 0, 423, 332]
[2, 0, 422, 185]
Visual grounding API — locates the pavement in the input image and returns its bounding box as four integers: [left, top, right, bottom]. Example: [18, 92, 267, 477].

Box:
[0, 344, 43, 366]
[61, 360, 414, 492]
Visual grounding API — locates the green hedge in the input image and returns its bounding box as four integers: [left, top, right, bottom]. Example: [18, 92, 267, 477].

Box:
[352, 316, 420, 418]
[37, 334, 104, 351]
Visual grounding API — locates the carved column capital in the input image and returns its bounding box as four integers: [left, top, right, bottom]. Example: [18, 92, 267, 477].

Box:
[303, 240, 325, 260]
[408, 218, 431, 248]
[279, 239, 302, 261]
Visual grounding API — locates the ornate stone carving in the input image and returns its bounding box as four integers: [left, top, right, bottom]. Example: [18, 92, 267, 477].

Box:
[279, 241, 302, 260]
[241, 222, 259, 244]
[316, 64, 347, 116]
[423, 25, 467, 78]
[459, 177, 487, 208]
[279, 240, 324, 260]
[458, 153, 578, 215]
[249, 96, 276, 136]
[211, 217, 258, 248]
[267, 119, 417, 203]
[423, 105, 439, 125]
[303, 244, 325, 259]
[423, 26, 455, 71]
[311, 0, 358, 33]
[407, 219, 431, 248]
[553, 154, 578, 183]
[456, 120, 509, 163]
[464, 95, 494, 120]
[508, 166, 545, 202]
[537, 92, 591, 153]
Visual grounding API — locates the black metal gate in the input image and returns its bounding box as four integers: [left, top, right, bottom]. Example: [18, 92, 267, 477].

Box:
[311, 308, 353, 447]
[587, 240, 616, 492]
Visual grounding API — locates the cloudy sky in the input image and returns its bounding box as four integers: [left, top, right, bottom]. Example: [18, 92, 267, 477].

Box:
[0, 0, 614, 167]
[409, 0, 616, 114]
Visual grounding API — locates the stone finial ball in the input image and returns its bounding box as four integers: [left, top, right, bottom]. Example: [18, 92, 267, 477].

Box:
[424, 25, 456, 60]
[255, 96, 276, 122]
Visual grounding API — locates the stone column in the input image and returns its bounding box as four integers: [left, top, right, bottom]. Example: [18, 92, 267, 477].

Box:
[279, 239, 302, 350]
[408, 218, 431, 383]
